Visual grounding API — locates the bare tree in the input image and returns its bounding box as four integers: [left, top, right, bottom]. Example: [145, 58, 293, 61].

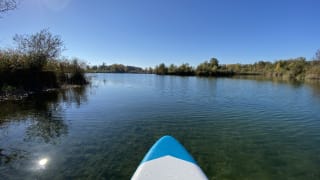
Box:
[0, 0, 17, 14]
[14, 29, 64, 59]
[13, 29, 65, 70]
[315, 49, 320, 61]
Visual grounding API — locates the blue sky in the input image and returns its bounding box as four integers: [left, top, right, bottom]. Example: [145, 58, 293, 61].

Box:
[0, 0, 320, 68]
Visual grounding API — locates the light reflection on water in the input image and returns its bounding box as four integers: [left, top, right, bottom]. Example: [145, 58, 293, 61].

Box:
[38, 158, 48, 167]
[0, 74, 320, 179]
[30, 157, 49, 171]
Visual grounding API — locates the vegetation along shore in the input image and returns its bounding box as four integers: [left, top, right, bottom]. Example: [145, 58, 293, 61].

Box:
[87, 50, 320, 81]
[0, 29, 88, 101]
[1, 27, 319, 101]
[151, 53, 320, 80]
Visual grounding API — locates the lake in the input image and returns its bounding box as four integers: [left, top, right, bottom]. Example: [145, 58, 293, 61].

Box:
[1, 74, 320, 179]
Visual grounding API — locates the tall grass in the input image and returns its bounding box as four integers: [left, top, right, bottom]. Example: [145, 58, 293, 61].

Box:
[0, 50, 88, 94]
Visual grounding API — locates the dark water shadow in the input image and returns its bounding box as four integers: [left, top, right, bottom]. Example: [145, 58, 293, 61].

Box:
[0, 86, 88, 166]
[305, 80, 320, 100]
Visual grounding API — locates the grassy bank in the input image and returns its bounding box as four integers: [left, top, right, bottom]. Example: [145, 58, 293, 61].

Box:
[0, 51, 88, 100]
[0, 29, 88, 100]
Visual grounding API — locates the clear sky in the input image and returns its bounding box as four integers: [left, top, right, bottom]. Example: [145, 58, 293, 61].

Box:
[1, 0, 320, 68]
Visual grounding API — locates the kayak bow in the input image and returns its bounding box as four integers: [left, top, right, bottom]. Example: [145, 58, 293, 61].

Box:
[132, 135, 208, 180]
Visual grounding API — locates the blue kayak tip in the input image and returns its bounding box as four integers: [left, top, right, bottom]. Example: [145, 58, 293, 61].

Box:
[140, 135, 197, 165]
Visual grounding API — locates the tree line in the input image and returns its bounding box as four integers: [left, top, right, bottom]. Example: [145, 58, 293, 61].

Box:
[85, 53, 320, 81]
[152, 54, 320, 81]
[86, 63, 144, 73]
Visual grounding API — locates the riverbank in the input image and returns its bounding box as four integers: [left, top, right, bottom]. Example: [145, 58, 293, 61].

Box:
[0, 55, 88, 102]
[0, 69, 88, 101]
[0, 84, 86, 102]
[152, 57, 320, 81]
[0, 30, 88, 102]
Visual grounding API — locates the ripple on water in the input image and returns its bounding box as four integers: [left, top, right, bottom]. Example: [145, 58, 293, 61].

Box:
[1, 74, 320, 179]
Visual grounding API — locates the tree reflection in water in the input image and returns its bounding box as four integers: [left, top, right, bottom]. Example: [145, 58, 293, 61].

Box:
[0, 86, 88, 165]
[306, 80, 320, 100]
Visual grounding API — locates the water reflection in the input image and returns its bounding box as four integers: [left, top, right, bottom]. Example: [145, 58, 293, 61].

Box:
[232, 75, 303, 85]
[0, 148, 29, 165]
[306, 80, 320, 99]
[0, 86, 88, 166]
[1, 74, 320, 179]
[60, 86, 88, 107]
[230, 76, 320, 101]
[24, 115, 68, 144]
[38, 158, 48, 166]
[33, 157, 50, 171]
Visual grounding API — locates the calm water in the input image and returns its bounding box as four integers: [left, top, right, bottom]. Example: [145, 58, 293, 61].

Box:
[1, 74, 320, 180]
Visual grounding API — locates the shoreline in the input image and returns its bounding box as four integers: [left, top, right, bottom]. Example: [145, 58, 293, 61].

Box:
[1, 73, 319, 102]
[0, 84, 83, 102]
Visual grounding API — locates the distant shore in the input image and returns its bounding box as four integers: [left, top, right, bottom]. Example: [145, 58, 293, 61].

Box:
[86, 55, 320, 81]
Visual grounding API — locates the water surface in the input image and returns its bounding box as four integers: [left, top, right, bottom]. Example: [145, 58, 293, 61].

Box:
[1, 74, 320, 179]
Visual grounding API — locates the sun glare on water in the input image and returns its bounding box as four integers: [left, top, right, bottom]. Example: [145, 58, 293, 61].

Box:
[38, 158, 48, 166]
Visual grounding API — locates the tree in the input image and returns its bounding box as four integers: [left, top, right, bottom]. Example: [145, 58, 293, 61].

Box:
[288, 57, 306, 78]
[155, 63, 168, 75]
[177, 63, 194, 75]
[110, 64, 125, 73]
[209, 57, 219, 67]
[147, 67, 153, 74]
[99, 62, 107, 71]
[275, 62, 282, 72]
[168, 64, 177, 75]
[315, 49, 320, 61]
[0, 0, 17, 14]
[13, 29, 64, 70]
[309, 49, 320, 74]
[196, 57, 220, 76]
